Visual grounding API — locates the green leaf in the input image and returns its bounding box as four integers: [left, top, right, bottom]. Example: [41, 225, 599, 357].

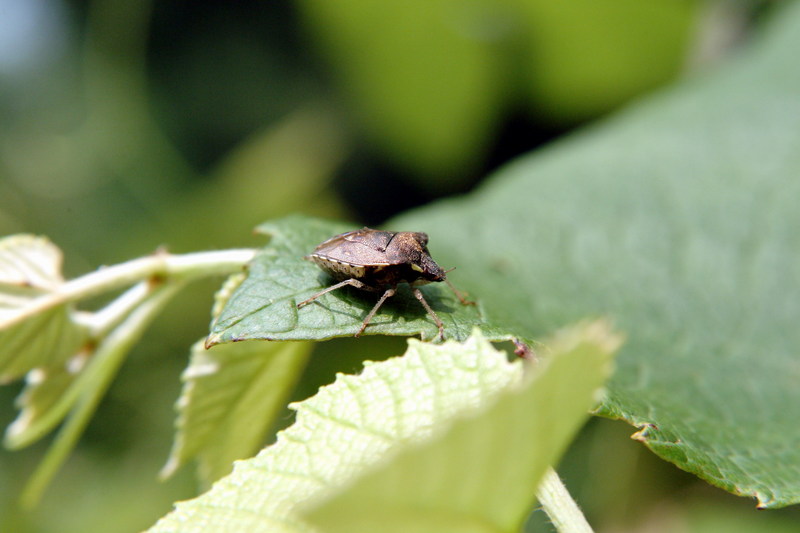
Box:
[0, 235, 87, 382]
[5, 352, 89, 446]
[303, 322, 619, 533]
[207, 216, 516, 346]
[148, 325, 618, 532]
[161, 338, 312, 485]
[388, 3, 800, 508]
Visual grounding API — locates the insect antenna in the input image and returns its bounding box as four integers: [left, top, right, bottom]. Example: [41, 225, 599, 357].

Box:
[444, 277, 475, 306]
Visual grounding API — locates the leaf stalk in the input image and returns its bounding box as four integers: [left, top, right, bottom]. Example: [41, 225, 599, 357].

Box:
[536, 467, 594, 533]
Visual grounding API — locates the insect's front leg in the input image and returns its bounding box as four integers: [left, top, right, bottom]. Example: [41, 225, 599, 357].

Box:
[412, 288, 445, 342]
[297, 278, 377, 308]
[356, 287, 396, 337]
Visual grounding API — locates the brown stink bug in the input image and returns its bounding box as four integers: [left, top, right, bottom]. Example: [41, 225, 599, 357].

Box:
[296, 228, 473, 340]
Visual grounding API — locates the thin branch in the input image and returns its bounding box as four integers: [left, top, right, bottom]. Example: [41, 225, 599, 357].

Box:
[78, 281, 151, 337]
[0, 248, 256, 330]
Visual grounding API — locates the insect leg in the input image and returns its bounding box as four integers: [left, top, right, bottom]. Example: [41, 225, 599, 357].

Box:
[412, 288, 445, 341]
[296, 278, 375, 308]
[355, 287, 396, 337]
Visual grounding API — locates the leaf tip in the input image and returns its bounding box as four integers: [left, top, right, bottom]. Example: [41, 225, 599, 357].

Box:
[159, 455, 179, 480]
[755, 492, 777, 510]
[631, 423, 657, 443]
[204, 334, 220, 349]
[3, 417, 29, 449]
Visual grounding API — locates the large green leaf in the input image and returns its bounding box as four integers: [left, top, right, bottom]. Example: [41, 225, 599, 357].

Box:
[389, 3, 800, 509]
[149, 326, 618, 532]
[207, 216, 516, 346]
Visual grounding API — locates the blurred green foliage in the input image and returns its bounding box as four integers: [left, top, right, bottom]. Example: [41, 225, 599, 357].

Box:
[298, 0, 697, 188]
[1, 1, 794, 532]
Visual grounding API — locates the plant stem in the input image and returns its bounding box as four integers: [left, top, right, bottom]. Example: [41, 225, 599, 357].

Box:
[80, 281, 152, 337]
[0, 248, 256, 330]
[536, 467, 594, 533]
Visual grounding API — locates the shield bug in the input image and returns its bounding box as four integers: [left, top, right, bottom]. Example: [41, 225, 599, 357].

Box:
[296, 228, 473, 340]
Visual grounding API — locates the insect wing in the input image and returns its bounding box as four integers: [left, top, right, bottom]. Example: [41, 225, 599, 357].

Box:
[314, 229, 398, 266]
[342, 229, 394, 251]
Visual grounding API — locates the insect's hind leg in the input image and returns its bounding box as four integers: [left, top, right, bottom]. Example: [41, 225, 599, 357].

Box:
[296, 278, 376, 308]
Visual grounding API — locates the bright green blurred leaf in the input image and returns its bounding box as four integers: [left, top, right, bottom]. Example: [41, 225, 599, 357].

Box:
[0, 235, 87, 382]
[296, 1, 696, 185]
[149, 325, 618, 532]
[511, 0, 697, 123]
[210, 107, 346, 217]
[161, 338, 312, 485]
[297, 0, 503, 186]
[170, 108, 347, 249]
[390, 3, 800, 509]
[207, 216, 516, 346]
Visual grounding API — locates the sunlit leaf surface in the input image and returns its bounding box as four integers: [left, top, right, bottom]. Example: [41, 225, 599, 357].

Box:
[149, 326, 617, 532]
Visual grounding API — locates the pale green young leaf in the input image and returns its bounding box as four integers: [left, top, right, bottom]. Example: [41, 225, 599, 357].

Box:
[0, 234, 63, 291]
[5, 352, 89, 446]
[161, 338, 312, 485]
[0, 235, 87, 382]
[149, 329, 520, 532]
[210, 272, 246, 322]
[303, 322, 619, 533]
[149, 325, 618, 533]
